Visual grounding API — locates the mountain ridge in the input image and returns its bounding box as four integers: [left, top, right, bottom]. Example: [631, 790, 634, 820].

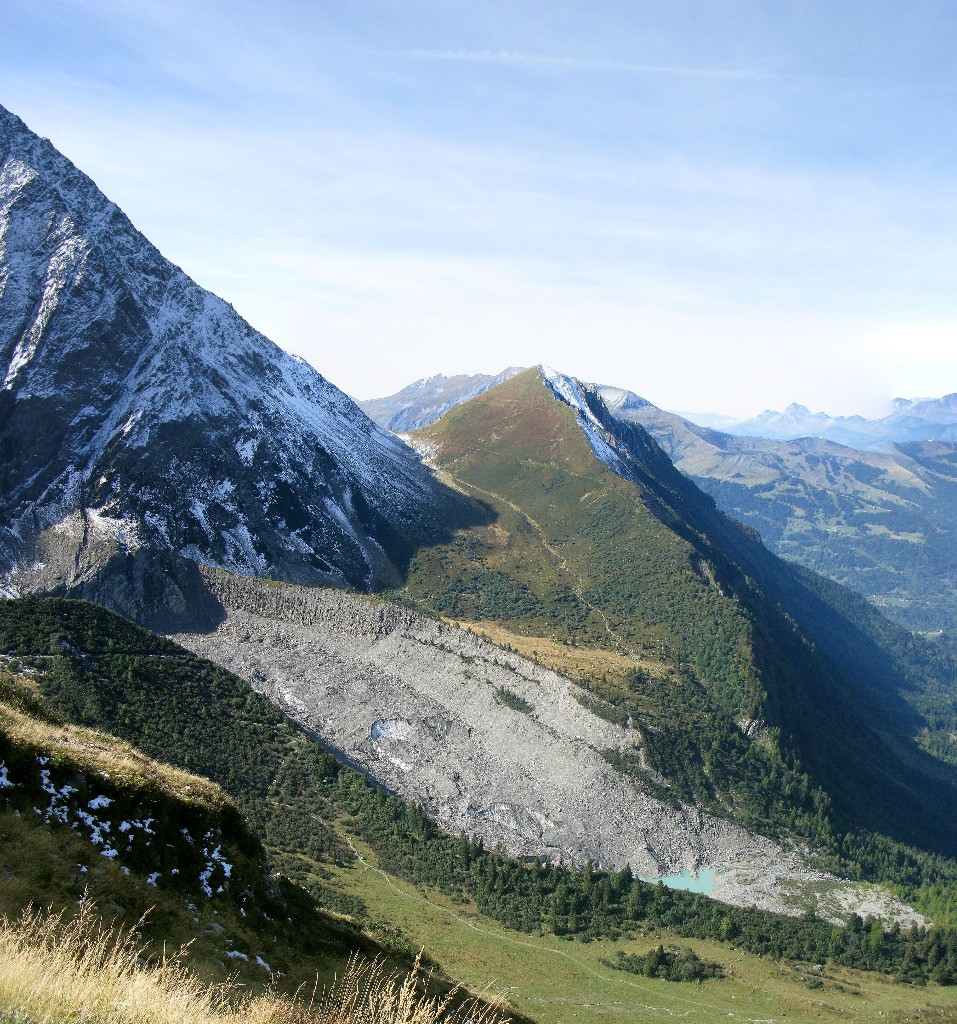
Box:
[364, 370, 957, 633]
[399, 369, 957, 856]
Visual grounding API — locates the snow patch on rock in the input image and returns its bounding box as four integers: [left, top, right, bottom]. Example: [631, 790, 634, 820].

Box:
[540, 366, 628, 474]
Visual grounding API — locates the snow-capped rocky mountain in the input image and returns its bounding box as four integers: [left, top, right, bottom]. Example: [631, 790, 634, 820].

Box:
[0, 103, 468, 595]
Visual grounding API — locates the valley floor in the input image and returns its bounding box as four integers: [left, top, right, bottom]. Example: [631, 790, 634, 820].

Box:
[325, 836, 957, 1024]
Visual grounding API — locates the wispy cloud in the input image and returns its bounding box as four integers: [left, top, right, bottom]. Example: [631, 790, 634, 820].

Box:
[394, 48, 770, 79]
[7, 0, 954, 412]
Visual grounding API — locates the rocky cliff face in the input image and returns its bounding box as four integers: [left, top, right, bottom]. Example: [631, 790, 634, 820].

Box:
[0, 104, 473, 594]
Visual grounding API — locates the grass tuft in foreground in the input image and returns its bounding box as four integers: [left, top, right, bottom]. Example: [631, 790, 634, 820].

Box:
[0, 904, 507, 1024]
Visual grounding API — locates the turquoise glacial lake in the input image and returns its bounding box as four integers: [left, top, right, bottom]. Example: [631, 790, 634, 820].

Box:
[640, 868, 717, 894]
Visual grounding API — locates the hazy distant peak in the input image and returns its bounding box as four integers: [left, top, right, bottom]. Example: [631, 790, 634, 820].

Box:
[358, 366, 526, 431]
[890, 393, 957, 419]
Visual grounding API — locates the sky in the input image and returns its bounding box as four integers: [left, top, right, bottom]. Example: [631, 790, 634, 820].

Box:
[4, 0, 957, 417]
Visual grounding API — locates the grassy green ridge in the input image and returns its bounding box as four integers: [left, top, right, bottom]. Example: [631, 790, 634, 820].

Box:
[398, 369, 957, 861]
[407, 370, 764, 715]
[3, 596, 957, 988]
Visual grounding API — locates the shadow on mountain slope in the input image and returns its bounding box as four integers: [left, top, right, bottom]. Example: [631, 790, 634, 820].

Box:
[586, 392, 957, 854]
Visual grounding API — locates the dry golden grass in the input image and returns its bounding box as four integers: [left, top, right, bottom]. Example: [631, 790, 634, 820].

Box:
[0, 905, 508, 1024]
[451, 619, 670, 683]
[0, 903, 230, 1024]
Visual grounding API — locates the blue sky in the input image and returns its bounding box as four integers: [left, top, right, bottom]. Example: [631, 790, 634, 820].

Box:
[4, 0, 957, 415]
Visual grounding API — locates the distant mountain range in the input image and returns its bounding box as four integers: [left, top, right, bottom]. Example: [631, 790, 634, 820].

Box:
[358, 367, 524, 432]
[598, 387, 957, 633]
[362, 371, 957, 451]
[684, 395, 957, 449]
